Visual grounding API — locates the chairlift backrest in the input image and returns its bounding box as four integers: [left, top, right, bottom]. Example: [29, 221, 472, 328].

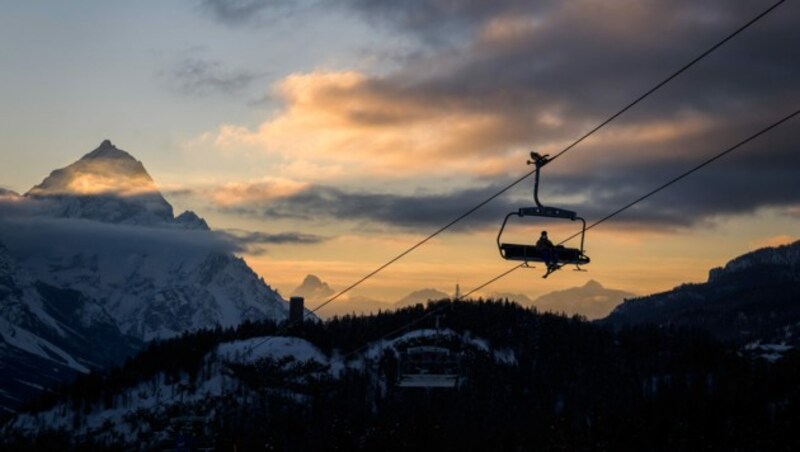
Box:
[396, 345, 462, 389]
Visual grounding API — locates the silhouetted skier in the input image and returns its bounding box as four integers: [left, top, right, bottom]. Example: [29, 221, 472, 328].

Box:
[536, 231, 559, 277]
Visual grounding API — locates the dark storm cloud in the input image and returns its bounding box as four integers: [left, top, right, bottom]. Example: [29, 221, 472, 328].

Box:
[0, 196, 324, 259]
[0, 216, 240, 261]
[199, 0, 295, 25]
[349, 0, 799, 125]
[338, 0, 554, 44]
[216, 229, 328, 255]
[232, 183, 521, 231]
[186, 0, 799, 233]
[305, 0, 799, 230]
[544, 128, 800, 230]
[220, 229, 327, 246]
[168, 57, 262, 96]
[234, 118, 800, 232]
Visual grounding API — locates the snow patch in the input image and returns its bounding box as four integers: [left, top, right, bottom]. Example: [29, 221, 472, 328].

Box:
[0, 318, 89, 373]
[216, 336, 327, 365]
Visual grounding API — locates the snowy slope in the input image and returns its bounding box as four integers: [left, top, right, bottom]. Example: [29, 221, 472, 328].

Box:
[10, 228, 289, 341]
[1, 140, 289, 340]
[3, 335, 335, 444]
[4, 330, 516, 446]
[0, 242, 141, 414]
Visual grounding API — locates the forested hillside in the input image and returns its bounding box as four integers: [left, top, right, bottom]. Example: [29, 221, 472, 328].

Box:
[4, 300, 800, 451]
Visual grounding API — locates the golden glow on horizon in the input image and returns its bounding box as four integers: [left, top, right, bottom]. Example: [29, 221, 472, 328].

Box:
[231, 205, 798, 318]
[749, 234, 797, 249]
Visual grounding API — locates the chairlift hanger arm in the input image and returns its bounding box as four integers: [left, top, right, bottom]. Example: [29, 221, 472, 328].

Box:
[526, 151, 550, 208]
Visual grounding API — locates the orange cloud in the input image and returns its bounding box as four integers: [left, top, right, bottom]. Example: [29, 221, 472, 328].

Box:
[210, 71, 545, 178]
[209, 177, 309, 207]
[207, 67, 722, 183]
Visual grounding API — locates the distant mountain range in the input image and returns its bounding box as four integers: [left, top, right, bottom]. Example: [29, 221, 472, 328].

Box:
[294, 273, 633, 320]
[287, 275, 455, 317]
[533, 280, 636, 320]
[604, 240, 800, 351]
[291, 274, 335, 302]
[0, 140, 290, 412]
[394, 288, 451, 307]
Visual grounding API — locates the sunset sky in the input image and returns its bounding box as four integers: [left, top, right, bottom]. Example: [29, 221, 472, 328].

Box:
[1, 0, 798, 311]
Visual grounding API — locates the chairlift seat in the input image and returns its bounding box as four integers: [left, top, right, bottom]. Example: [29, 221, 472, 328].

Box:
[396, 345, 461, 389]
[397, 374, 460, 388]
[499, 243, 590, 265]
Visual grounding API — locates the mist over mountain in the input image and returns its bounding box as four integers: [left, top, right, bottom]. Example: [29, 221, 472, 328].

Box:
[0, 141, 291, 412]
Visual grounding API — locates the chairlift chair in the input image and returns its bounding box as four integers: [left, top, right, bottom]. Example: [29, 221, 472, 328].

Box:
[497, 152, 590, 277]
[396, 345, 461, 388]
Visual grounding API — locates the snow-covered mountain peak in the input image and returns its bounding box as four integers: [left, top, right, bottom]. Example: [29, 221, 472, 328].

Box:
[20, 140, 212, 229]
[28, 140, 156, 198]
[175, 210, 210, 231]
[81, 139, 137, 161]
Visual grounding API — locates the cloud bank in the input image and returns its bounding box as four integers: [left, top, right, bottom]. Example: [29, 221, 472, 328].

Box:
[195, 0, 799, 234]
